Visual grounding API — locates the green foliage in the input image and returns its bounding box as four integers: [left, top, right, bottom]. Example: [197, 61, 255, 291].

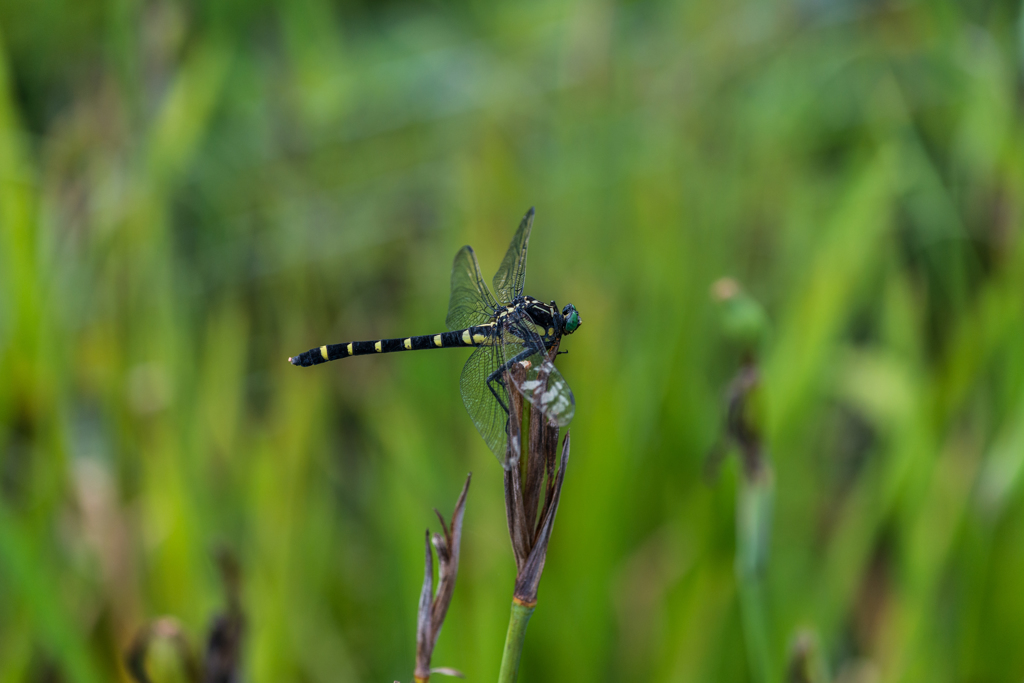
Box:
[1, 0, 1023, 681]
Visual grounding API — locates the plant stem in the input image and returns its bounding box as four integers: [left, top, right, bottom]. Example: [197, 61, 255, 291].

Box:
[496, 599, 535, 683]
[736, 473, 775, 683]
[739, 577, 772, 683]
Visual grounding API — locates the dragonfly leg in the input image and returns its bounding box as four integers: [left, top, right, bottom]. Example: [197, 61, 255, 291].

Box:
[485, 346, 539, 451]
[485, 346, 541, 417]
[487, 374, 510, 416]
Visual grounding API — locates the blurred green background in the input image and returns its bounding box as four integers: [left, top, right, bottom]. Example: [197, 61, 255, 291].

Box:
[2, 0, 1024, 681]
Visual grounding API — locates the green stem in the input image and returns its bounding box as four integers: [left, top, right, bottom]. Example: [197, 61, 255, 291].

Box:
[736, 474, 775, 683]
[739, 577, 772, 683]
[497, 600, 535, 683]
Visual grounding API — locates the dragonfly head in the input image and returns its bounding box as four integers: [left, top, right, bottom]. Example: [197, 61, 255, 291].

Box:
[561, 304, 582, 335]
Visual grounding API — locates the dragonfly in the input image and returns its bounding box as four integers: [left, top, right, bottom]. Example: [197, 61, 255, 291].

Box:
[289, 208, 582, 462]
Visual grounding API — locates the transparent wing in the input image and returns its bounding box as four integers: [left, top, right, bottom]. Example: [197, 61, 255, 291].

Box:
[516, 356, 575, 427]
[447, 245, 499, 331]
[492, 208, 534, 303]
[499, 309, 575, 428]
[460, 344, 512, 462]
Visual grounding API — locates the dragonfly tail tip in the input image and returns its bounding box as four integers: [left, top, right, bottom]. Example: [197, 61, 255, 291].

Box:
[289, 352, 314, 367]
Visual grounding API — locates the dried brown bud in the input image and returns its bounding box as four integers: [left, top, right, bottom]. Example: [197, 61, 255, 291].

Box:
[414, 474, 471, 682]
[502, 343, 572, 606]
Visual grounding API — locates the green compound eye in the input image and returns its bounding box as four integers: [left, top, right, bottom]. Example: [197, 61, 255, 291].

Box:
[562, 304, 581, 334]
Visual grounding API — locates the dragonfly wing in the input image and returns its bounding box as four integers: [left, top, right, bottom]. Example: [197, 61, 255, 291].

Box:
[492, 208, 533, 303]
[499, 309, 576, 428]
[516, 357, 575, 427]
[460, 344, 511, 462]
[447, 245, 499, 331]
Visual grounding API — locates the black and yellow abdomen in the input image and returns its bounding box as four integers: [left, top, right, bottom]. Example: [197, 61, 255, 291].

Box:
[288, 325, 497, 367]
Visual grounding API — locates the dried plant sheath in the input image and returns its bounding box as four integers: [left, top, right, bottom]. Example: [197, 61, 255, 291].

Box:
[504, 362, 531, 570]
[505, 466, 531, 573]
[416, 529, 436, 680]
[414, 474, 471, 683]
[514, 432, 569, 605]
[534, 420, 560, 547]
[523, 351, 558, 534]
[523, 411, 545, 533]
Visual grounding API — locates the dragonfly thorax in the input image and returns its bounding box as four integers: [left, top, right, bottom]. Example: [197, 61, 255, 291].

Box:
[517, 297, 582, 340]
[516, 297, 558, 341]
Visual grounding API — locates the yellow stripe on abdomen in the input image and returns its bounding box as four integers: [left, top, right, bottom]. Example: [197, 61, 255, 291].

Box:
[462, 330, 472, 344]
[403, 338, 412, 350]
[374, 341, 382, 353]
[320, 346, 329, 360]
